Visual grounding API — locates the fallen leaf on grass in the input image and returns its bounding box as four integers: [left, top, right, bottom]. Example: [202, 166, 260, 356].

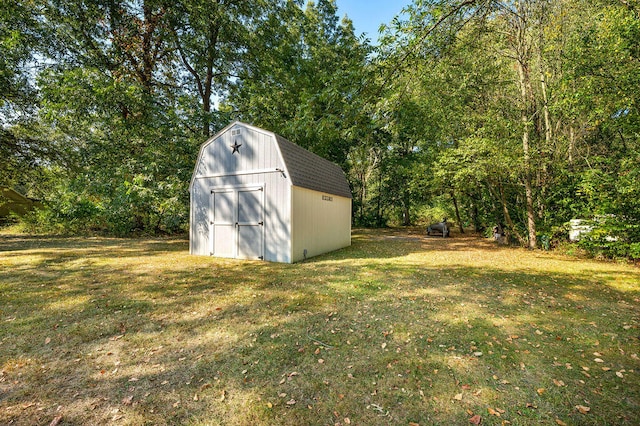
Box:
[553, 379, 565, 387]
[219, 390, 226, 402]
[121, 395, 133, 405]
[487, 408, 500, 417]
[536, 388, 546, 395]
[193, 393, 199, 401]
[45, 337, 51, 345]
[318, 358, 325, 364]
[286, 399, 296, 405]
[555, 420, 567, 426]
[409, 422, 420, 426]
[454, 393, 463, 401]
[576, 405, 591, 414]
[49, 416, 63, 426]
[616, 371, 624, 378]
[594, 358, 604, 363]
[344, 418, 351, 424]
[469, 414, 482, 425]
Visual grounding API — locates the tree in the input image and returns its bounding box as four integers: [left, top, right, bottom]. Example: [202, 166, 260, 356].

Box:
[168, 0, 269, 137]
[230, 0, 372, 167]
[0, 0, 49, 191]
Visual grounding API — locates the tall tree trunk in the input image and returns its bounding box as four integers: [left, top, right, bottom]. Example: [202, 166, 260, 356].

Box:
[402, 200, 411, 226]
[517, 60, 538, 249]
[202, 22, 220, 137]
[537, 17, 551, 221]
[513, 1, 538, 249]
[171, 2, 221, 138]
[568, 125, 575, 165]
[488, 180, 527, 245]
[450, 190, 464, 233]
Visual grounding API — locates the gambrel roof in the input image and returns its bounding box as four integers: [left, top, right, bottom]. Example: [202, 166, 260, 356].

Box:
[191, 122, 352, 199]
[274, 134, 352, 199]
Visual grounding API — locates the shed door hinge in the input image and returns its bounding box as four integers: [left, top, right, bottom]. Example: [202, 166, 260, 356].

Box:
[258, 221, 264, 226]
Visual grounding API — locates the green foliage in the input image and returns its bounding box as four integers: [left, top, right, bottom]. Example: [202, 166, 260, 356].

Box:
[576, 216, 640, 260]
[231, 0, 372, 167]
[2, 0, 639, 257]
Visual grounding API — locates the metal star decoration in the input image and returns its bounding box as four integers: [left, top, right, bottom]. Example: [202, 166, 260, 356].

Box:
[230, 140, 242, 154]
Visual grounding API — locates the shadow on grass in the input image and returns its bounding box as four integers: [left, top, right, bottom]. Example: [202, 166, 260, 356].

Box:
[1, 230, 639, 425]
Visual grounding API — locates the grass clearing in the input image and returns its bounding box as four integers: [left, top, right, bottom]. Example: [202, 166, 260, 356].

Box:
[1, 228, 639, 425]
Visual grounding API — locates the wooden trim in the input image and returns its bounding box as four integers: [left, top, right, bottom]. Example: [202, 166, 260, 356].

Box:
[198, 168, 284, 180]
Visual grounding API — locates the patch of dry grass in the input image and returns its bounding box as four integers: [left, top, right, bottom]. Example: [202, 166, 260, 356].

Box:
[1, 230, 638, 425]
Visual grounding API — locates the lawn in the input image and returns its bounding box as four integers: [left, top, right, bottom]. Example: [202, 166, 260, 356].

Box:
[1, 229, 638, 425]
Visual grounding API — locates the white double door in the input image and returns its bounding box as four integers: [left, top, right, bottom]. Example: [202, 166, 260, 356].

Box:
[210, 186, 264, 260]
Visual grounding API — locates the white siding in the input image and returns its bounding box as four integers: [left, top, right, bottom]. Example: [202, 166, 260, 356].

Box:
[190, 125, 292, 262]
[190, 178, 211, 255]
[291, 186, 351, 262]
[190, 122, 352, 263]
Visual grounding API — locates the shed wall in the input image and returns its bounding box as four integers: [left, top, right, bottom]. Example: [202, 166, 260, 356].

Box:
[190, 125, 292, 262]
[291, 186, 351, 262]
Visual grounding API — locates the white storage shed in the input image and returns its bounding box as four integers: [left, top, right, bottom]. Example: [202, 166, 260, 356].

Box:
[189, 122, 352, 263]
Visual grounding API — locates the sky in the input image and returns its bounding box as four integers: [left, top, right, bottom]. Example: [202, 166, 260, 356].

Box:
[334, 0, 411, 43]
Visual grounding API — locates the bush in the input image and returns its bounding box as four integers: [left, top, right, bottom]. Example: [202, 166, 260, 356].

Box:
[576, 216, 640, 260]
[17, 175, 189, 236]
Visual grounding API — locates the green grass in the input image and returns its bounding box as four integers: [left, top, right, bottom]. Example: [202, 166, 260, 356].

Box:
[1, 228, 638, 425]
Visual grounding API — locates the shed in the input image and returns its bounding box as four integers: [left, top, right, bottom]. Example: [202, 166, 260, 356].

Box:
[189, 122, 352, 263]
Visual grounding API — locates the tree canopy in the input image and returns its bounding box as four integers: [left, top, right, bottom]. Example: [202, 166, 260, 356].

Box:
[1, 0, 638, 258]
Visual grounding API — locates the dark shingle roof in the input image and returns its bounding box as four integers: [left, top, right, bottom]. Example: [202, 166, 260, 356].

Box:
[275, 134, 352, 199]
